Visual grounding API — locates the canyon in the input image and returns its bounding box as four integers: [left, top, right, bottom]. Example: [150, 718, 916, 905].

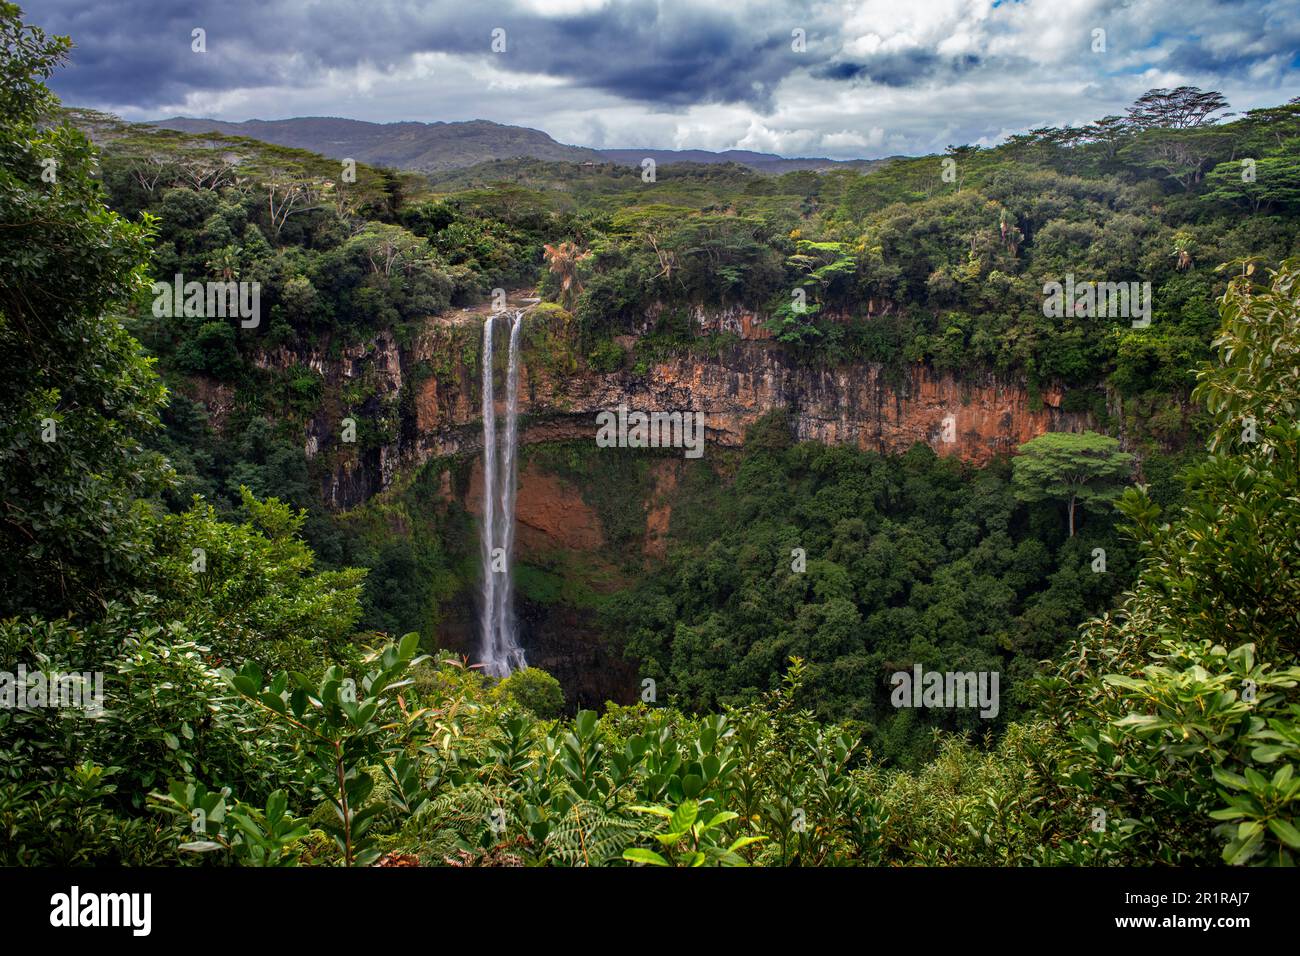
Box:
[237, 299, 1093, 705]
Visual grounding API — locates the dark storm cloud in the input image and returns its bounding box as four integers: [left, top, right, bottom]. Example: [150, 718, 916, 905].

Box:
[32, 0, 826, 111]
[25, 0, 1041, 113]
[31, 2, 297, 105]
[812, 50, 987, 88]
[1164, 29, 1300, 78]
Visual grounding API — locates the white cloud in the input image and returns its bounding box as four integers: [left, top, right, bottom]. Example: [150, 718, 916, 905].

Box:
[514, 0, 611, 15]
[56, 0, 1300, 159]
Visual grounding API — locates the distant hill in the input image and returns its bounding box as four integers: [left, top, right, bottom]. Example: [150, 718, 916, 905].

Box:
[147, 116, 604, 173]
[146, 116, 883, 176]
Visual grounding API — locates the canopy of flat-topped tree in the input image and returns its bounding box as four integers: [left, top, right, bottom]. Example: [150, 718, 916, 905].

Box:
[1012, 432, 1133, 507]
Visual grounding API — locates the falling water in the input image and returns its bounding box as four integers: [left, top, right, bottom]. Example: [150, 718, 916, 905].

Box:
[479, 310, 528, 677]
[493, 311, 525, 666]
[479, 313, 497, 672]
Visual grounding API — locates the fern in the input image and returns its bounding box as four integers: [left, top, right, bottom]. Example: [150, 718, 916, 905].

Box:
[543, 801, 641, 866]
[402, 783, 508, 862]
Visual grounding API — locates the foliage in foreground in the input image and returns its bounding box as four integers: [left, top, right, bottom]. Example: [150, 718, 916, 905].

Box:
[1045, 257, 1300, 866]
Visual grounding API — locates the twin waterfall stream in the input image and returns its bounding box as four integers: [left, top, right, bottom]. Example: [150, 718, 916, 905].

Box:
[478, 310, 528, 677]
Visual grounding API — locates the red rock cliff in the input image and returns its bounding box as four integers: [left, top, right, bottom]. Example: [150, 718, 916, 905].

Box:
[409, 339, 1088, 475]
[246, 303, 1091, 509]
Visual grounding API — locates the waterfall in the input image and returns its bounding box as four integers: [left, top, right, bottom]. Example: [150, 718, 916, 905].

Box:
[479, 313, 497, 673]
[479, 310, 528, 677]
[494, 311, 524, 666]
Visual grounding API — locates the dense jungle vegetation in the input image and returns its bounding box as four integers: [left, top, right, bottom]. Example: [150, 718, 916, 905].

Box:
[1, 4, 1297, 866]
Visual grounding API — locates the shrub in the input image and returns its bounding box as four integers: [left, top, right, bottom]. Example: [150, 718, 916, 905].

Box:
[495, 667, 566, 718]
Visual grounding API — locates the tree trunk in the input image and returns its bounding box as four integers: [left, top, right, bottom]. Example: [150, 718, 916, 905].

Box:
[1068, 494, 1077, 537]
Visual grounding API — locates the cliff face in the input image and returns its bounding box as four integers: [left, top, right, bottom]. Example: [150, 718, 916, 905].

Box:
[250, 305, 1091, 510]
[466, 460, 604, 553]
[410, 341, 1088, 475]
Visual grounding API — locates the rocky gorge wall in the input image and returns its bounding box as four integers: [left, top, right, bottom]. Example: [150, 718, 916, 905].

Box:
[262, 304, 1092, 511]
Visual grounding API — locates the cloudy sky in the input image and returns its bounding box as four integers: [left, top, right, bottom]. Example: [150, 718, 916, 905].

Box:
[33, 0, 1300, 159]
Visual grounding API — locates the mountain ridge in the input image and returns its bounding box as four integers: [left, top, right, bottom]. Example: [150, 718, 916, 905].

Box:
[146, 115, 881, 175]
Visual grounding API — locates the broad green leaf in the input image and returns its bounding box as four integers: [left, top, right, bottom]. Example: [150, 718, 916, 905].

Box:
[1267, 817, 1300, 849]
[669, 800, 698, 834]
[623, 848, 669, 866]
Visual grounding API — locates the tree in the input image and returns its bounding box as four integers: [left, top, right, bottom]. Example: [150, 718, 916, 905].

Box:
[0, 2, 170, 615]
[1121, 126, 1234, 191]
[1058, 258, 1300, 866]
[174, 320, 242, 379]
[144, 490, 367, 673]
[1194, 257, 1300, 455]
[543, 240, 589, 309]
[1240, 101, 1300, 149]
[262, 167, 322, 239]
[1125, 87, 1230, 130]
[1172, 229, 1195, 270]
[1012, 432, 1133, 536]
[1081, 114, 1131, 161]
[1203, 155, 1300, 213]
[205, 243, 241, 281]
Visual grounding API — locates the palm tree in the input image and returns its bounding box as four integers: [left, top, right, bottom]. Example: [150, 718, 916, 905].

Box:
[206, 244, 242, 282]
[543, 241, 589, 309]
[1172, 230, 1195, 271]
